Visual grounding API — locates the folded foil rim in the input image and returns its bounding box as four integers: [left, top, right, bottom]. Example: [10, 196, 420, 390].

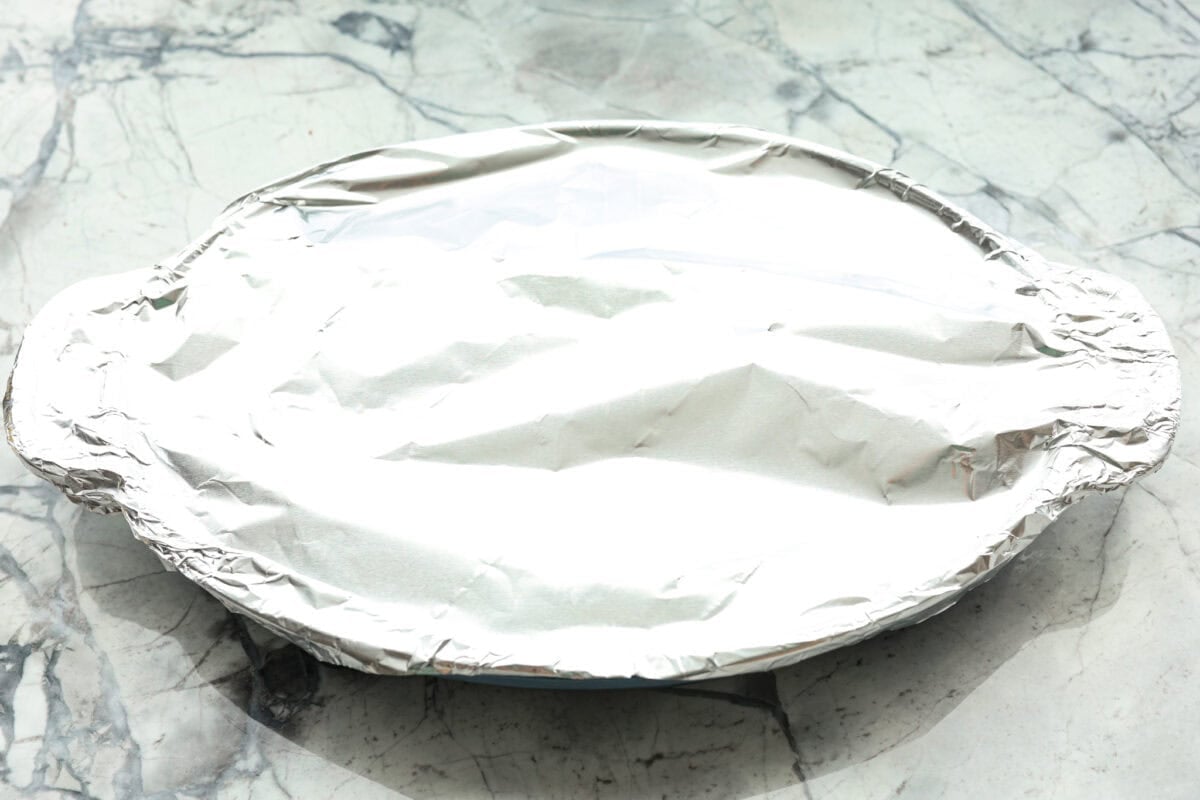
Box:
[4, 121, 1182, 682]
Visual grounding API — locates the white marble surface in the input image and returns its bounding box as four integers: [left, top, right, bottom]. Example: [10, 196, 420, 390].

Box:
[1, 1, 1198, 797]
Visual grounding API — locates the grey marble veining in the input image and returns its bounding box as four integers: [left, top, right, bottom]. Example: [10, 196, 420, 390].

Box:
[1, 1, 1198, 797]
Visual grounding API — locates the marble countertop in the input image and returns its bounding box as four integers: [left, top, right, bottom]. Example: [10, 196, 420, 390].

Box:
[2, 1, 1198, 797]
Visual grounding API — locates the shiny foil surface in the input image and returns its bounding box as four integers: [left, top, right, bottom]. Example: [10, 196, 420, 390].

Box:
[3, 122, 1181, 682]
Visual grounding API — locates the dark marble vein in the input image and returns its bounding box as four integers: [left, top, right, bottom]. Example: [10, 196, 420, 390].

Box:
[0, 486, 146, 799]
[949, 0, 1200, 194]
[332, 11, 413, 54]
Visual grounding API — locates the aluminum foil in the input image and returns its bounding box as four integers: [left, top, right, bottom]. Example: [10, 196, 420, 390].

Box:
[4, 122, 1180, 682]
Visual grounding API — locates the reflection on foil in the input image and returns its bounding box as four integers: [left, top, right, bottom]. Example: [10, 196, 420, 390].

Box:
[3, 122, 1180, 682]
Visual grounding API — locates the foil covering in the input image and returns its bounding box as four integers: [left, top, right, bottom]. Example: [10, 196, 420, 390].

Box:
[4, 122, 1180, 682]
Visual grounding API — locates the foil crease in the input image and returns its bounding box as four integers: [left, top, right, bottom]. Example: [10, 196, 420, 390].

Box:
[3, 122, 1181, 682]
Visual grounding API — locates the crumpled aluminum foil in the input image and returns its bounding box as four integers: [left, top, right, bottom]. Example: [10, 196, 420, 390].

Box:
[4, 122, 1180, 682]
